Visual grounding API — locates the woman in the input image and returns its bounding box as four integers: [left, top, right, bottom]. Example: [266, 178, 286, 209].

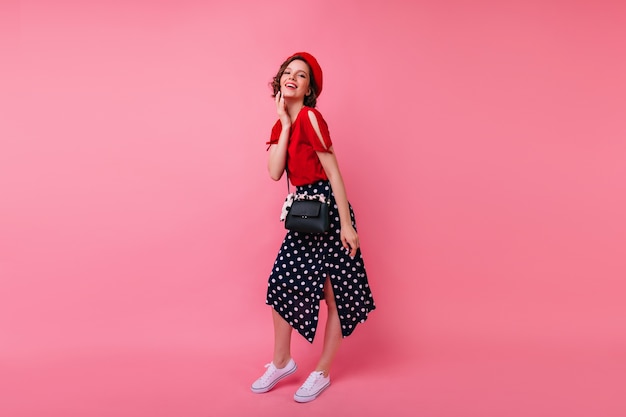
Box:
[251, 52, 375, 403]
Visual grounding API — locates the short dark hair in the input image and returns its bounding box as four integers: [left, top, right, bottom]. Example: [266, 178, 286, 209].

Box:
[270, 55, 319, 108]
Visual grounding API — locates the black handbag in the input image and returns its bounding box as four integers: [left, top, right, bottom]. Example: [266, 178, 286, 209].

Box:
[285, 198, 330, 233]
[283, 172, 331, 234]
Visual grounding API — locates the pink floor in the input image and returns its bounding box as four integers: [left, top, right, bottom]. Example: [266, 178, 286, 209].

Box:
[4, 335, 624, 417]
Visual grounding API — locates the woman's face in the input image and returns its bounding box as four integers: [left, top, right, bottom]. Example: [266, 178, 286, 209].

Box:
[280, 59, 311, 101]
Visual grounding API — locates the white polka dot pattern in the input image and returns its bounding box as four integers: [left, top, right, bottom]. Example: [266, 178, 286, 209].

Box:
[266, 181, 376, 343]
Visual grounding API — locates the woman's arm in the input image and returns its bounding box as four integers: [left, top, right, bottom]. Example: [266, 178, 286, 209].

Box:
[316, 149, 359, 257]
[307, 109, 359, 256]
[267, 129, 289, 181]
[267, 92, 292, 180]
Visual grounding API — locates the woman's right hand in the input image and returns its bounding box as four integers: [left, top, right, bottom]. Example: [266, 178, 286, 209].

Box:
[275, 91, 291, 128]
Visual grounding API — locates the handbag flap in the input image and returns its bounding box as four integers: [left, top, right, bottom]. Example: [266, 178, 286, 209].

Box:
[290, 200, 321, 217]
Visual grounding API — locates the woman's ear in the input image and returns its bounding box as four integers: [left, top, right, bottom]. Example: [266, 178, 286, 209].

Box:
[306, 88, 311, 97]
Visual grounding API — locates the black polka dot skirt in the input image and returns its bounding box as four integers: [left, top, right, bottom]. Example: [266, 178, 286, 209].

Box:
[266, 180, 376, 343]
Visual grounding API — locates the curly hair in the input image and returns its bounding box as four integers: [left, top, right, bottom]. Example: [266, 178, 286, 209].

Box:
[269, 55, 319, 108]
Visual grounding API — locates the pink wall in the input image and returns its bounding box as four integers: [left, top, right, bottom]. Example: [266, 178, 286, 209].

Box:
[1, 0, 625, 414]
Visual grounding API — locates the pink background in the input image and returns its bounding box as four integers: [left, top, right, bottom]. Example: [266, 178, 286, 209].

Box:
[1, 1, 625, 416]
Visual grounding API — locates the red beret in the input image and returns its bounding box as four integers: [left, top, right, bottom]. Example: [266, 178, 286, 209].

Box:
[288, 52, 323, 97]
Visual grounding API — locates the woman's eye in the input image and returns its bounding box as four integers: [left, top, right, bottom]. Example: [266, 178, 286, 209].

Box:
[298, 74, 306, 78]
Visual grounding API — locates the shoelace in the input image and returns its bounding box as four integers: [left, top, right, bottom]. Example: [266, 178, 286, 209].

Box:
[301, 372, 324, 389]
[259, 363, 277, 383]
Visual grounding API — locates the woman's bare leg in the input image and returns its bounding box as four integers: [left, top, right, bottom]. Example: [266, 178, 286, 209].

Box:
[314, 276, 342, 376]
[272, 308, 293, 368]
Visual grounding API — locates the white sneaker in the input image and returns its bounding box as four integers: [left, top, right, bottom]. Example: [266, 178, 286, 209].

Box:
[294, 371, 331, 403]
[251, 359, 297, 393]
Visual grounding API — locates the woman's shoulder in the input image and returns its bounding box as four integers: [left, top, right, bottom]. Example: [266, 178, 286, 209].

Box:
[302, 106, 324, 117]
[297, 106, 326, 124]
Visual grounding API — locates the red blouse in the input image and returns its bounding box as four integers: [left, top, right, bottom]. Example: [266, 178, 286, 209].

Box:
[266, 107, 333, 186]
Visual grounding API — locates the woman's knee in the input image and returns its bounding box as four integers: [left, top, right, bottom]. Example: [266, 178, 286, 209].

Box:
[324, 290, 338, 310]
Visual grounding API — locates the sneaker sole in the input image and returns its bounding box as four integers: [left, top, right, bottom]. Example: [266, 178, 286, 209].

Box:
[293, 380, 331, 403]
[250, 364, 298, 394]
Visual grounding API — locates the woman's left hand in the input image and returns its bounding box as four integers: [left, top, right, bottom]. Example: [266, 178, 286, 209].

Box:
[341, 225, 359, 257]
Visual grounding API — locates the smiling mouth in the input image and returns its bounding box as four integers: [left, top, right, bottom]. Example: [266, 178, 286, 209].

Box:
[285, 83, 297, 89]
